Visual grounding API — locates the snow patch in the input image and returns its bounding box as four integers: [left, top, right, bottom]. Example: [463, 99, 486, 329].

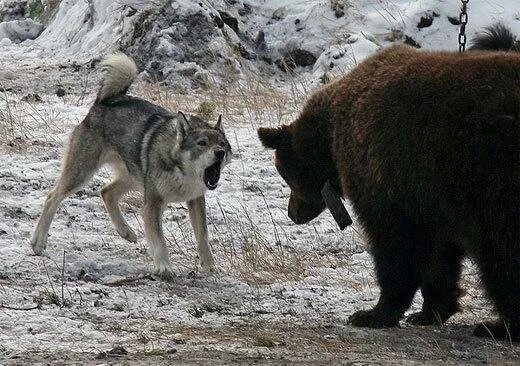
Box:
[0, 18, 43, 42]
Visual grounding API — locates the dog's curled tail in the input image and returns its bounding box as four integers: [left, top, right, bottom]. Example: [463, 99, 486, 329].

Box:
[470, 23, 519, 52]
[96, 53, 138, 103]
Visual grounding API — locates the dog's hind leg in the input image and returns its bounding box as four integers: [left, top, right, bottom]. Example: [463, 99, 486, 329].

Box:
[187, 195, 215, 273]
[30, 124, 102, 255]
[101, 176, 137, 243]
[142, 191, 174, 280]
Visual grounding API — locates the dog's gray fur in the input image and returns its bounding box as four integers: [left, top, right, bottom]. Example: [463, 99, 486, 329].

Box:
[30, 53, 231, 278]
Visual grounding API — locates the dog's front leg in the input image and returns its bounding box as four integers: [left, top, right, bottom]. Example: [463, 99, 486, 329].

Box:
[187, 195, 215, 272]
[143, 192, 175, 280]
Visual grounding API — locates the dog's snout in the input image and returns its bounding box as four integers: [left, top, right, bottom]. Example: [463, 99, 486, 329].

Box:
[215, 149, 225, 160]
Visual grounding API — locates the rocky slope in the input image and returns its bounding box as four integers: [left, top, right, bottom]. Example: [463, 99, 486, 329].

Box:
[1, 0, 519, 89]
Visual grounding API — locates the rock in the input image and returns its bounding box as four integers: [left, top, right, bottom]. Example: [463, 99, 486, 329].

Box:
[88, 58, 100, 69]
[21, 93, 42, 102]
[253, 335, 276, 348]
[234, 43, 256, 60]
[294, 18, 304, 31]
[219, 11, 238, 33]
[238, 3, 252, 16]
[4, 207, 32, 219]
[0, 1, 27, 21]
[254, 30, 266, 50]
[55, 87, 65, 97]
[272, 7, 286, 21]
[276, 49, 317, 72]
[261, 55, 273, 65]
[331, 1, 346, 18]
[126, 7, 137, 17]
[71, 62, 81, 72]
[213, 14, 224, 28]
[123, 3, 238, 90]
[95, 346, 128, 359]
[0, 19, 43, 42]
[171, 333, 187, 344]
[289, 49, 316, 67]
[189, 306, 204, 318]
[334, 8, 345, 18]
[0, 37, 12, 46]
[448, 16, 460, 25]
[404, 35, 421, 48]
[385, 29, 404, 42]
[417, 15, 434, 28]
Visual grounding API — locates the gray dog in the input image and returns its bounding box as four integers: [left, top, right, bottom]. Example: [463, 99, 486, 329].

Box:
[30, 53, 232, 278]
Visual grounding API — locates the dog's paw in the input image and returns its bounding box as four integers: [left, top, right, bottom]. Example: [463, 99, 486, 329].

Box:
[117, 227, 138, 243]
[200, 264, 217, 276]
[153, 261, 176, 281]
[348, 308, 400, 328]
[199, 254, 215, 272]
[30, 235, 46, 255]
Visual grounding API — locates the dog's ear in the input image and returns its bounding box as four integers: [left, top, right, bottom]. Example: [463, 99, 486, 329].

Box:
[257, 126, 292, 149]
[177, 111, 190, 138]
[178, 110, 189, 124]
[215, 114, 224, 132]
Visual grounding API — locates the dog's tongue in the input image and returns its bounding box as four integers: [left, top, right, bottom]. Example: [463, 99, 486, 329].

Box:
[204, 162, 221, 190]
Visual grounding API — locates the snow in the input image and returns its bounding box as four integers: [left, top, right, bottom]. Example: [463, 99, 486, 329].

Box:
[0, 93, 374, 356]
[37, 1, 130, 54]
[0, 18, 42, 42]
[1, 0, 516, 88]
[0, 37, 11, 46]
[0, 0, 519, 363]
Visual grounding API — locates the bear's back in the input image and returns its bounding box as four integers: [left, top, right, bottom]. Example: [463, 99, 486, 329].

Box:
[329, 45, 519, 241]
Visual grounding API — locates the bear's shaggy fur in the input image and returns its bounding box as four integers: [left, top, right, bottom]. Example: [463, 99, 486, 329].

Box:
[258, 42, 519, 341]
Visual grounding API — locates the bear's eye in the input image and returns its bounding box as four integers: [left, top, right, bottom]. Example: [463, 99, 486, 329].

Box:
[197, 140, 207, 147]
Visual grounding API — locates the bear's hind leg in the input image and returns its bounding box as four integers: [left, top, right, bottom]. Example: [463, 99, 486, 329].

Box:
[473, 227, 519, 342]
[349, 203, 422, 328]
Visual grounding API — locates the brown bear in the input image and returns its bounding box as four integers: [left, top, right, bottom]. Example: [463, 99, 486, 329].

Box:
[258, 26, 519, 342]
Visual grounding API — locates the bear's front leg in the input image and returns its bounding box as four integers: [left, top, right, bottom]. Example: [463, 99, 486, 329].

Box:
[406, 242, 464, 326]
[349, 203, 423, 328]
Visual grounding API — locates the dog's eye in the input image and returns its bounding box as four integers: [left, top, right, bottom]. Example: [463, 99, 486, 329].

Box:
[197, 140, 207, 147]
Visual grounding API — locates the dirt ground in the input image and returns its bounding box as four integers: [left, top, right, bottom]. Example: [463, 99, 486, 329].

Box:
[4, 309, 520, 365]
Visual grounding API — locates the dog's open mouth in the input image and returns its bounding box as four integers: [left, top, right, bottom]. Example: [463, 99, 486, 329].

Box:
[204, 161, 222, 190]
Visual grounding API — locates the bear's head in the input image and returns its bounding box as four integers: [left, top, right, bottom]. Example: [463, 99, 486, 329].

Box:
[257, 125, 327, 224]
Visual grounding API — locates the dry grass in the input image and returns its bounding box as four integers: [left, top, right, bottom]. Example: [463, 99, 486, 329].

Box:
[0, 92, 26, 144]
[211, 202, 318, 285]
[115, 181, 345, 288]
[135, 82, 195, 116]
[155, 194, 358, 286]
[134, 70, 311, 129]
[0, 91, 70, 150]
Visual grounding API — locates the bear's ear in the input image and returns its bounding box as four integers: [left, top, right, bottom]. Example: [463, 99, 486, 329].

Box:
[257, 126, 292, 149]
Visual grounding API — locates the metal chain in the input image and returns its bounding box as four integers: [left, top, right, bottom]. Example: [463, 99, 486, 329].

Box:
[458, 0, 469, 52]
